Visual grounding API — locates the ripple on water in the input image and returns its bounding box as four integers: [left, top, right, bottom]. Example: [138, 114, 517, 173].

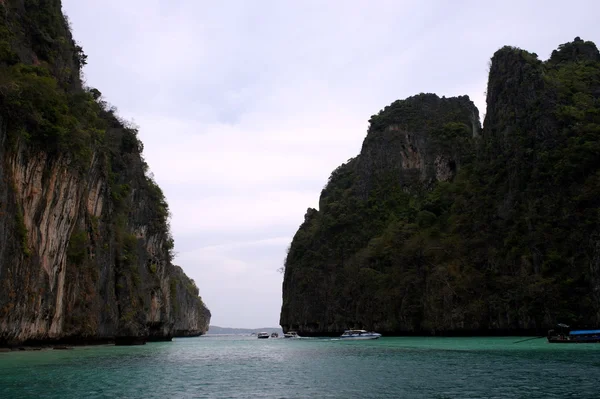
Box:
[1, 336, 600, 398]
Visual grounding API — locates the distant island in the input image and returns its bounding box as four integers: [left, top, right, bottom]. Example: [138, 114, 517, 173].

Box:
[207, 326, 284, 335]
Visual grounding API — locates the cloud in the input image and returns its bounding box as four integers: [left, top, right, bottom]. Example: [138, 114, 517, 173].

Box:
[167, 190, 318, 233]
[62, 0, 599, 327]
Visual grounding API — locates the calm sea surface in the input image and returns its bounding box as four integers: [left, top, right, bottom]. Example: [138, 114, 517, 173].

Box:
[1, 335, 599, 398]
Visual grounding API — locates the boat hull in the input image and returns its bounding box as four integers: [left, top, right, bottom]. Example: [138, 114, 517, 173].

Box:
[284, 332, 300, 338]
[339, 329, 382, 340]
[257, 333, 270, 339]
[548, 337, 600, 343]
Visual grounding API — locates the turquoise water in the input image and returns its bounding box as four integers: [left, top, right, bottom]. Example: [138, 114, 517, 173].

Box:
[1, 336, 599, 398]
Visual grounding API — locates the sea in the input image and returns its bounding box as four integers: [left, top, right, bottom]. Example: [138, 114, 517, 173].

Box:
[1, 335, 599, 398]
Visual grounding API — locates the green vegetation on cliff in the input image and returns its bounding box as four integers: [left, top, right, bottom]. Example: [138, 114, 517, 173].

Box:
[281, 37, 600, 335]
[0, 0, 209, 345]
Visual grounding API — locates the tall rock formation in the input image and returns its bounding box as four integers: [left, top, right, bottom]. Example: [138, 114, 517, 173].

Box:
[281, 94, 481, 335]
[0, 0, 210, 346]
[280, 37, 600, 336]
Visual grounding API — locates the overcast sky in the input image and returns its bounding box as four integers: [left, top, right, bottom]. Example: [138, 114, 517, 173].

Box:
[61, 0, 597, 328]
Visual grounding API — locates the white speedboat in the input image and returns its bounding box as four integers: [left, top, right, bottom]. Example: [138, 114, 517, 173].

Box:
[257, 332, 269, 339]
[339, 329, 382, 340]
[284, 331, 300, 338]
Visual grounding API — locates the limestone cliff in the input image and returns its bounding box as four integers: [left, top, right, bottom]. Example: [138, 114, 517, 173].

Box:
[281, 37, 600, 336]
[0, 0, 209, 346]
[281, 94, 481, 335]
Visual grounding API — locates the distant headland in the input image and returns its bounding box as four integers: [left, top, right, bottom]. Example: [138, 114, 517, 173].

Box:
[206, 326, 284, 335]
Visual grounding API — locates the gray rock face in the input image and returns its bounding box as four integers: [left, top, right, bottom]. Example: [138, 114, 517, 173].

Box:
[0, 130, 210, 346]
[355, 94, 480, 197]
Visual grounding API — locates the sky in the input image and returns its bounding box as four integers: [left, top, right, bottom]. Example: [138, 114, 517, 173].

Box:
[61, 0, 598, 328]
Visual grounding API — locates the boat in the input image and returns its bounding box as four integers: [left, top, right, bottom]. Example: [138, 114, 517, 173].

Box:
[257, 332, 269, 339]
[284, 331, 300, 338]
[547, 323, 600, 343]
[339, 329, 382, 340]
[270, 332, 279, 338]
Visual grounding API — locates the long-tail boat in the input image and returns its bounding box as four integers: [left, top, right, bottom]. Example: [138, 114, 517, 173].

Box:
[547, 323, 600, 343]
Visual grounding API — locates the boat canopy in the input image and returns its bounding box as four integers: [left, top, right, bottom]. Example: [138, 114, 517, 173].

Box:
[570, 329, 600, 335]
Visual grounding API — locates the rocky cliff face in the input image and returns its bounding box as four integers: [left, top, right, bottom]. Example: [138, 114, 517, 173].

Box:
[356, 94, 480, 196]
[281, 37, 600, 336]
[281, 94, 481, 335]
[0, 0, 209, 346]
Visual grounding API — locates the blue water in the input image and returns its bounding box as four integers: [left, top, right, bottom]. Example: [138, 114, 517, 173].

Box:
[1, 336, 599, 398]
